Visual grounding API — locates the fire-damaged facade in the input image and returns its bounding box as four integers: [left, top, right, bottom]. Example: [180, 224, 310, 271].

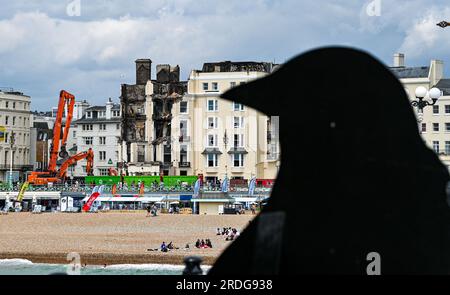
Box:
[119, 59, 187, 176]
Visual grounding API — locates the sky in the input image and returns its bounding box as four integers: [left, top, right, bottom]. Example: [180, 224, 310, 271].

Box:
[1, 0, 450, 110]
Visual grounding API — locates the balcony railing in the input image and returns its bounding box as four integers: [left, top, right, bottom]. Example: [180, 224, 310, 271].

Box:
[179, 162, 191, 168]
[0, 164, 33, 170]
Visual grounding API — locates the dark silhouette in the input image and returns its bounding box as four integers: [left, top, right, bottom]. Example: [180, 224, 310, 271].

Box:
[209, 47, 450, 275]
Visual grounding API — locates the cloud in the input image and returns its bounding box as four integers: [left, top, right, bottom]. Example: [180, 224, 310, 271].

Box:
[1, 1, 450, 109]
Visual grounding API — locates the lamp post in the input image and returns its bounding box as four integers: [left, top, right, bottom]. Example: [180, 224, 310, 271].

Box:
[9, 131, 15, 190]
[223, 130, 228, 178]
[410, 86, 441, 133]
[437, 21, 450, 28]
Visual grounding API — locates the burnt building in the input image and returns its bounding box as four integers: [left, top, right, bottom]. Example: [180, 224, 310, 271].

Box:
[119, 59, 187, 176]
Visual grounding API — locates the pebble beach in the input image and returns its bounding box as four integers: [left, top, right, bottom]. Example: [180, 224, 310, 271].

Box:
[0, 212, 255, 266]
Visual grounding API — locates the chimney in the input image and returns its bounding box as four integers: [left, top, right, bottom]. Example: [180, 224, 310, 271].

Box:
[106, 97, 113, 120]
[135, 59, 152, 85]
[393, 53, 405, 67]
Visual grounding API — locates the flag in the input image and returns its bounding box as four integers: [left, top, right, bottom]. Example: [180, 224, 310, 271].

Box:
[17, 181, 29, 202]
[139, 182, 145, 195]
[193, 178, 201, 198]
[82, 186, 100, 212]
[248, 177, 256, 196]
[221, 177, 229, 193]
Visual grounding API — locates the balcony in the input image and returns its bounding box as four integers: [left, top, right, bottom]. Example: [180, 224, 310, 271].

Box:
[0, 164, 33, 171]
[179, 162, 191, 168]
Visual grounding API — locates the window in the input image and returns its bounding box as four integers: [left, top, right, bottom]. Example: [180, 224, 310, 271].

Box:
[82, 124, 93, 131]
[73, 131, 76, 138]
[99, 124, 106, 131]
[446, 123, 450, 132]
[207, 154, 218, 167]
[233, 154, 244, 167]
[99, 151, 106, 161]
[207, 100, 218, 111]
[99, 137, 106, 145]
[98, 111, 106, 118]
[86, 112, 92, 118]
[230, 82, 236, 88]
[233, 102, 244, 111]
[12, 102, 15, 109]
[433, 141, 440, 153]
[208, 117, 218, 129]
[180, 120, 188, 137]
[83, 137, 93, 145]
[113, 110, 120, 117]
[446, 141, 450, 155]
[5, 101, 8, 108]
[202, 83, 209, 91]
[12, 117, 15, 125]
[116, 124, 120, 130]
[4, 133, 8, 143]
[212, 82, 218, 91]
[446, 105, 450, 114]
[98, 168, 108, 176]
[421, 123, 426, 132]
[233, 134, 244, 147]
[208, 134, 218, 147]
[180, 101, 188, 113]
[234, 116, 244, 128]
[433, 105, 439, 114]
[433, 123, 439, 132]
[5, 116, 8, 125]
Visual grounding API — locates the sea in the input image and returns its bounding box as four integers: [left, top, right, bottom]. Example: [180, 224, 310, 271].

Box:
[0, 259, 211, 275]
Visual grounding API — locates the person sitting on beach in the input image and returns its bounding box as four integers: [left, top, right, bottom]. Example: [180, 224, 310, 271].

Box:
[146, 205, 151, 217]
[200, 239, 206, 248]
[184, 243, 190, 251]
[195, 239, 201, 248]
[216, 228, 221, 235]
[167, 241, 174, 250]
[161, 241, 168, 252]
[206, 239, 213, 248]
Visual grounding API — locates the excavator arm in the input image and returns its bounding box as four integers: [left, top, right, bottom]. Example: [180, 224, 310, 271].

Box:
[58, 148, 94, 178]
[48, 90, 75, 173]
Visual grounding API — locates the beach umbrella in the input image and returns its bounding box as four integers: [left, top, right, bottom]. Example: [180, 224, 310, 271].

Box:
[112, 183, 117, 195]
[139, 182, 145, 195]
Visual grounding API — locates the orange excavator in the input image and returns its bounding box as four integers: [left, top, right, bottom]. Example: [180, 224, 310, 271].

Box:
[27, 90, 94, 185]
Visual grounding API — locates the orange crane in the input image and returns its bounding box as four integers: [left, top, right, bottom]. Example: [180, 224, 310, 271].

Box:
[27, 90, 94, 185]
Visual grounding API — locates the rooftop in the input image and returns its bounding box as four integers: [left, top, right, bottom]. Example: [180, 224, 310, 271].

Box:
[199, 61, 277, 73]
[390, 66, 430, 79]
[434, 79, 450, 96]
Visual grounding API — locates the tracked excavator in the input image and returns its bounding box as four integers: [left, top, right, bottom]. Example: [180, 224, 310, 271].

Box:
[27, 90, 94, 186]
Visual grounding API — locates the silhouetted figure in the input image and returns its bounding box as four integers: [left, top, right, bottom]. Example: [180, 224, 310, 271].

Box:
[209, 47, 450, 275]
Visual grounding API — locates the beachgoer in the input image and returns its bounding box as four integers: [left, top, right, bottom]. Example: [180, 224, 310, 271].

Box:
[161, 241, 168, 252]
[206, 239, 213, 248]
[195, 239, 200, 248]
[146, 205, 151, 217]
[216, 228, 221, 235]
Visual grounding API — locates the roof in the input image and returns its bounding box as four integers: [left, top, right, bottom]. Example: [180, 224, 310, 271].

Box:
[435, 79, 450, 95]
[390, 66, 430, 79]
[74, 117, 121, 124]
[199, 61, 276, 73]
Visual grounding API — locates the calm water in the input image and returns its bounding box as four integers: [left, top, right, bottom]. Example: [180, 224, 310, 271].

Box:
[0, 259, 211, 275]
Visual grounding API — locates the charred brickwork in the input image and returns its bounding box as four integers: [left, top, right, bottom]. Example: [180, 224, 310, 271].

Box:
[120, 59, 187, 175]
[151, 65, 186, 165]
[120, 59, 151, 162]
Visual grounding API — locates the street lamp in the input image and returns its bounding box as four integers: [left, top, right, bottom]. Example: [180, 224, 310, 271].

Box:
[223, 130, 228, 177]
[411, 86, 441, 112]
[9, 131, 15, 190]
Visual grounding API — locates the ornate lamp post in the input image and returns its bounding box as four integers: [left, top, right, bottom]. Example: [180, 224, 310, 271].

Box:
[9, 131, 15, 190]
[437, 21, 450, 28]
[411, 86, 441, 112]
[223, 130, 228, 178]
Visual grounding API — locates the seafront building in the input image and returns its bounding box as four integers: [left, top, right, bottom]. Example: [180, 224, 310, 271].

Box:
[180, 61, 280, 183]
[0, 88, 32, 182]
[390, 53, 450, 169]
[72, 98, 121, 176]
